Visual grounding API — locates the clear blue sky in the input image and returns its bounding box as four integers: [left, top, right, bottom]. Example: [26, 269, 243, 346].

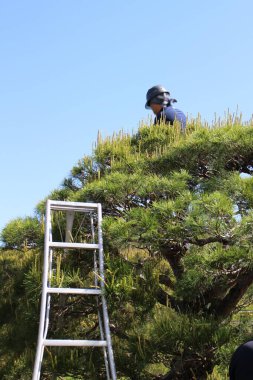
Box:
[1, 0, 253, 235]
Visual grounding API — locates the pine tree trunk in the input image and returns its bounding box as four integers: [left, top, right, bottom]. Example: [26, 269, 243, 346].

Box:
[161, 346, 215, 380]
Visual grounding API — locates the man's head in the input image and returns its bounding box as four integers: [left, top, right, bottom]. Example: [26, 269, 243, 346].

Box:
[145, 85, 170, 114]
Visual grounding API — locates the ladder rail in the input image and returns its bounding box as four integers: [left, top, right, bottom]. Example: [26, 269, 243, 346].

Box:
[91, 214, 110, 379]
[43, 224, 53, 341]
[98, 204, 117, 380]
[32, 200, 52, 380]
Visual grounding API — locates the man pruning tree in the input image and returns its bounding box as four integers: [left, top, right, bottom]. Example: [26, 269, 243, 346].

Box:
[145, 85, 186, 130]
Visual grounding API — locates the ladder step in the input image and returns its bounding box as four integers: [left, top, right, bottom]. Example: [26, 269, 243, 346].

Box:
[44, 339, 107, 347]
[49, 200, 99, 212]
[49, 242, 99, 249]
[47, 287, 102, 295]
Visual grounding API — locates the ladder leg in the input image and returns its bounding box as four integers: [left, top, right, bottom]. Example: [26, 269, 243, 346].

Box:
[65, 211, 74, 242]
[97, 299, 110, 379]
[32, 201, 52, 380]
[101, 298, 117, 380]
[97, 205, 117, 380]
[43, 244, 53, 339]
[32, 256, 50, 380]
[95, 252, 110, 379]
[91, 216, 111, 379]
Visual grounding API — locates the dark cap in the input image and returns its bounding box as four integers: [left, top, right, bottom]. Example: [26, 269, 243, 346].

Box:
[145, 85, 170, 109]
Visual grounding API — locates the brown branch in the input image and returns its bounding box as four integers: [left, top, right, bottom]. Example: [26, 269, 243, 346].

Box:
[110, 324, 129, 340]
[156, 287, 181, 310]
[159, 274, 175, 289]
[212, 268, 253, 318]
[159, 345, 216, 380]
[160, 243, 185, 279]
[172, 267, 243, 316]
[186, 235, 231, 246]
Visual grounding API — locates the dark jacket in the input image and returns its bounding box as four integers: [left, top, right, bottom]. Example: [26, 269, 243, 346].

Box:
[154, 105, 186, 130]
[229, 340, 253, 380]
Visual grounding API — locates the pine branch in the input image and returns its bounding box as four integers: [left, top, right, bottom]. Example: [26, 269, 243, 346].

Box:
[186, 235, 232, 246]
[212, 268, 253, 318]
[160, 243, 185, 279]
[155, 287, 179, 310]
[159, 274, 175, 289]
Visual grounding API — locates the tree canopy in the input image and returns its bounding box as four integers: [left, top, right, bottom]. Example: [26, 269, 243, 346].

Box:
[1, 116, 253, 379]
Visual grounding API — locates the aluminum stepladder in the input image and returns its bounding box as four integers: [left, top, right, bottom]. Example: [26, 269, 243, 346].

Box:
[32, 200, 117, 380]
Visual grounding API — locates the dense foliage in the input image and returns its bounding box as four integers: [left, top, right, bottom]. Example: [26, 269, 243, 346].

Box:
[1, 115, 253, 379]
[1, 216, 43, 250]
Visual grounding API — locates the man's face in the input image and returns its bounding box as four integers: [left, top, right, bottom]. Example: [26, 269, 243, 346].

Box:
[150, 103, 163, 115]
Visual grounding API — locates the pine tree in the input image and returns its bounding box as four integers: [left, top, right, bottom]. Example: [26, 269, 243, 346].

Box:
[66, 117, 253, 379]
[1, 115, 253, 379]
